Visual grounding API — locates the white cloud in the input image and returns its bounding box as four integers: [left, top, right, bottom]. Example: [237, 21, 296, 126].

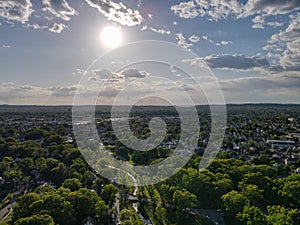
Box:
[251, 15, 265, 29]
[263, 44, 283, 52]
[186, 54, 270, 71]
[189, 35, 200, 43]
[0, 82, 51, 104]
[200, 36, 231, 46]
[170, 1, 199, 19]
[252, 15, 264, 23]
[265, 13, 300, 70]
[88, 69, 123, 83]
[121, 68, 148, 78]
[142, 25, 171, 35]
[242, 0, 300, 17]
[0, 0, 33, 24]
[88, 68, 148, 83]
[249, 12, 285, 29]
[48, 22, 67, 33]
[267, 21, 283, 27]
[48, 85, 77, 97]
[85, 0, 143, 26]
[220, 41, 232, 46]
[26, 23, 49, 30]
[252, 23, 264, 29]
[0, 45, 10, 48]
[171, 0, 299, 31]
[171, 0, 242, 21]
[42, 0, 77, 21]
[202, 35, 214, 44]
[176, 33, 193, 49]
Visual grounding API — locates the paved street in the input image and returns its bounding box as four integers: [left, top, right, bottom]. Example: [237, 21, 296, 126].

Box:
[185, 208, 225, 225]
[0, 202, 16, 222]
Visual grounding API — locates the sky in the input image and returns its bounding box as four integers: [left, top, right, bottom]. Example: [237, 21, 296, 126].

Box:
[0, 0, 299, 105]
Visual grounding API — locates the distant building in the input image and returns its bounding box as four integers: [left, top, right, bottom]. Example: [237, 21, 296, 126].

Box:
[288, 118, 295, 122]
[287, 133, 300, 140]
[267, 140, 295, 150]
[284, 157, 298, 166]
[83, 217, 94, 225]
[0, 177, 5, 186]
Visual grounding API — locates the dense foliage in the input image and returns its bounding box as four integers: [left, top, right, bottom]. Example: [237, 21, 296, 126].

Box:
[0, 105, 299, 225]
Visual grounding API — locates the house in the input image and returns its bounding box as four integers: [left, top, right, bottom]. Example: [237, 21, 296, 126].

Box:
[287, 133, 300, 140]
[284, 157, 298, 166]
[0, 177, 5, 186]
[267, 140, 295, 150]
[83, 217, 94, 225]
[288, 118, 295, 122]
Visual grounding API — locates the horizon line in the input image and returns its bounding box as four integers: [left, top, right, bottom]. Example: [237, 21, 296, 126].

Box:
[1, 103, 300, 107]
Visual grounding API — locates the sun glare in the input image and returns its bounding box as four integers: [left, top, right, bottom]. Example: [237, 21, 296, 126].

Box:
[100, 26, 122, 48]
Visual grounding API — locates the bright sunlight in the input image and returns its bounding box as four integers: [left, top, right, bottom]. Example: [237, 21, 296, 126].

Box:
[100, 26, 122, 48]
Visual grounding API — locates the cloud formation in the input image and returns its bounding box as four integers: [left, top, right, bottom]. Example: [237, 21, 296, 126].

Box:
[142, 26, 171, 35]
[204, 54, 270, 70]
[0, 44, 10, 48]
[42, 0, 77, 21]
[0, 0, 143, 32]
[121, 68, 147, 78]
[0, 82, 50, 104]
[88, 68, 148, 83]
[48, 22, 67, 33]
[265, 13, 300, 71]
[171, 0, 300, 29]
[189, 35, 200, 43]
[0, 0, 33, 24]
[0, 0, 75, 33]
[242, 0, 300, 17]
[176, 33, 193, 49]
[85, 0, 143, 26]
[171, 0, 242, 21]
[49, 86, 77, 97]
[185, 54, 270, 71]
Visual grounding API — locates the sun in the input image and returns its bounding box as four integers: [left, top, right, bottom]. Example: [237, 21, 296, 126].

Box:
[100, 26, 123, 48]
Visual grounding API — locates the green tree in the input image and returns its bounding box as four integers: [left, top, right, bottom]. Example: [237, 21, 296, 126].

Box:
[43, 193, 76, 225]
[14, 193, 41, 219]
[239, 183, 263, 205]
[19, 158, 34, 174]
[120, 209, 131, 221]
[95, 199, 109, 224]
[172, 189, 198, 211]
[15, 214, 54, 225]
[100, 184, 118, 204]
[237, 206, 267, 225]
[279, 180, 300, 208]
[155, 205, 167, 225]
[68, 188, 99, 222]
[24, 129, 45, 141]
[221, 191, 250, 215]
[266, 205, 298, 225]
[62, 178, 82, 191]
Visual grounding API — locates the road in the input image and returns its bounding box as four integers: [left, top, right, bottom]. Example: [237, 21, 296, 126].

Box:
[0, 202, 16, 222]
[107, 165, 152, 225]
[184, 208, 225, 225]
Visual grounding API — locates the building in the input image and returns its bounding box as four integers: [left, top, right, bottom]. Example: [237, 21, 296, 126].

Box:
[267, 140, 295, 150]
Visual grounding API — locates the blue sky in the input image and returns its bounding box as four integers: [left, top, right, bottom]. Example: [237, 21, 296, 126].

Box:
[0, 0, 299, 105]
